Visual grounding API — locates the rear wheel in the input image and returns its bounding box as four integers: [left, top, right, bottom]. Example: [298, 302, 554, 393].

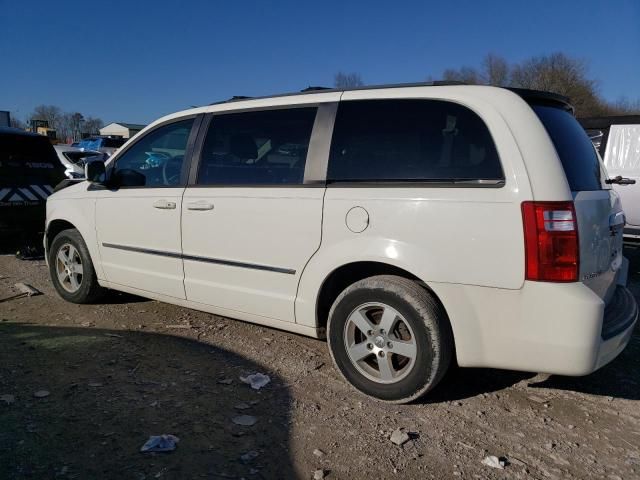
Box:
[327, 275, 453, 403]
[49, 229, 105, 303]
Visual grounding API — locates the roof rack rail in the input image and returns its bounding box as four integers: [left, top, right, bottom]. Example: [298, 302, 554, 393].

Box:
[204, 82, 575, 113]
[301, 86, 330, 92]
[210, 95, 254, 105]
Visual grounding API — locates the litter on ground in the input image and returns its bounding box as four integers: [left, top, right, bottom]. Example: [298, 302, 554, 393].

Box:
[140, 434, 180, 453]
[239, 373, 270, 390]
[482, 455, 507, 469]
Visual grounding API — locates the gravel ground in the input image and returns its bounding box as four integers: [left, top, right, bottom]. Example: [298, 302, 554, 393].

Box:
[0, 248, 639, 479]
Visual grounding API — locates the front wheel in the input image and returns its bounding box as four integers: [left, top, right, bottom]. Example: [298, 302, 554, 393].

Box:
[49, 228, 105, 304]
[327, 275, 453, 403]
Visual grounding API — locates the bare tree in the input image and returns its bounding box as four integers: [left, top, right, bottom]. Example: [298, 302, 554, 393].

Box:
[57, 113, 74, 142]
[334, 72, 364, 88]
[83, 116, 104, 135]
[608, 97, 640, 115]
[29, 105, 62, 129]
[481, 54, 509, 86]
[442, 66, 481, 84]
[9, 115, 26, 129]
[509, 53, 606, 115]
[438, 52, 639, 117]
[25, 105, 106, 142]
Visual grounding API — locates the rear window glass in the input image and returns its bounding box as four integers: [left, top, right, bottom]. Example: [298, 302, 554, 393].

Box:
[327, 100, 503, 183]
[533, 105, 603, 191]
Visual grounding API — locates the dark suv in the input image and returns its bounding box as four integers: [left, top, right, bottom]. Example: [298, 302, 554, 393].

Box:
[0, 127, 65, 238]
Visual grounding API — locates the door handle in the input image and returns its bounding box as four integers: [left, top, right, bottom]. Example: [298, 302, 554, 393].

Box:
[187, 201, 214, 211]
[153, 199, 177, 210]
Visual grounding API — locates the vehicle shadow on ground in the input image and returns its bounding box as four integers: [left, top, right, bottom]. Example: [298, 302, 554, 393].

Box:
[0, 323, 295, 479]
[423, 367, 535, 404]
[100, 290, 151, 305]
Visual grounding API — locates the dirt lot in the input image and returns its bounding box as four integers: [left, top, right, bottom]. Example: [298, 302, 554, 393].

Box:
[1, 248, 639, 480]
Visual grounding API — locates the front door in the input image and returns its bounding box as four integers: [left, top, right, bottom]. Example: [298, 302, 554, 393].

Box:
[95, 118, 197, 299]
[181, 106, 327, 322]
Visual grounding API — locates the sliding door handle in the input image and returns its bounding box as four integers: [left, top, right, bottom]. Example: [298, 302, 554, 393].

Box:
[153, 199, 176, 209]
[187, 201, 214, 211]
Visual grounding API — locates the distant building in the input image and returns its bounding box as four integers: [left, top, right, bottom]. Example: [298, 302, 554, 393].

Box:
[99, 122, 146, 139]
[0, 111, 10, 128]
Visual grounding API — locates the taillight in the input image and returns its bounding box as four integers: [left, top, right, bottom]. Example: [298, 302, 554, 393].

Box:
[522, 201, 579, 282]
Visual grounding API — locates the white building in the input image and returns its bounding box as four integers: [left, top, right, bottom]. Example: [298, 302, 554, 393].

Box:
[99, 122, 146, 139]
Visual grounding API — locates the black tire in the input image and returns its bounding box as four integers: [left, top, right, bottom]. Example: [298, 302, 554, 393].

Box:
[327, 275, 453, 403]
[48, 228, 105, 304]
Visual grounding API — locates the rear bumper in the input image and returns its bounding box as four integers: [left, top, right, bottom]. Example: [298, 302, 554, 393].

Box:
[435, 277, 638, 376]
[594, 286, 637, 370]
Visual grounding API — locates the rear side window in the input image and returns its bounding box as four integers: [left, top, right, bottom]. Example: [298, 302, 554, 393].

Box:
[197, 107, 317, 185]
[327, 100, 503, 183]
[533, 105, 603, 191]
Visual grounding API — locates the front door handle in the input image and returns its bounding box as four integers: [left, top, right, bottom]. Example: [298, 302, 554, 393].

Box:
[187, 201, 214, 211]
[153, 199, 177, 210]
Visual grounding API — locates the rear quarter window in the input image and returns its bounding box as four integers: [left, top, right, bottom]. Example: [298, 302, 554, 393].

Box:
[533, 105, 603, 191]
[327, 99, 504, 183]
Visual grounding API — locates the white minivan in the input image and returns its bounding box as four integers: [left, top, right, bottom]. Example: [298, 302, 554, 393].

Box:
[45, 84, 638, 403]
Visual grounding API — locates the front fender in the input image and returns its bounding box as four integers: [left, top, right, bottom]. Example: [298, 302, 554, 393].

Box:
[46, 197, 102, 280]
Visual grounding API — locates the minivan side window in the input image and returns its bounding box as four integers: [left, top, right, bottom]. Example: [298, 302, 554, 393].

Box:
[327, 100, 503, 183]
[112, 119, 194, 187]
[197, 107, 317, 185]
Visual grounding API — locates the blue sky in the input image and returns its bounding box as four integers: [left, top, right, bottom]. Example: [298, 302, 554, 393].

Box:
[1, 0, 638, 125]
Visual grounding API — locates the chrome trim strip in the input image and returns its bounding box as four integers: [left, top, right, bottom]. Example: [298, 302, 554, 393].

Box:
[101, 243, 296, 275]
[182, 253, 295, 274]
[102, 243, 182, 259]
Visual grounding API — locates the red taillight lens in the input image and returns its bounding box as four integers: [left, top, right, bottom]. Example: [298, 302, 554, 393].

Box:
[522, 201, 579, 282]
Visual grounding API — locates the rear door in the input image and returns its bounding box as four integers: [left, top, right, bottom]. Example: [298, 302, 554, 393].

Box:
[181, 104, 334, 322]
[533, 105, 624, 302]
[602, 124, 640, 226]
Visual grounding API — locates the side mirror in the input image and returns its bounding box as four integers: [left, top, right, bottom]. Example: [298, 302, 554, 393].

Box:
[85, 160, 107, 184]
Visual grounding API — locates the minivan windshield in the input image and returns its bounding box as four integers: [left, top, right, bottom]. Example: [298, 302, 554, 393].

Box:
[533, 105, 603, 191]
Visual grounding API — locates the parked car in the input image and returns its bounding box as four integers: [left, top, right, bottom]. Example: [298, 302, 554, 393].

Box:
[77, 136, 126, 157]
[580, 116, 640, 244]
[54, 145, 105, 179]
[44, 83, 638, 402]
[0, 127, 65, 238]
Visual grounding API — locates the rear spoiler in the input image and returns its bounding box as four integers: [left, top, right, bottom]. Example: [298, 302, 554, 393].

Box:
[508, 88, 574, 115]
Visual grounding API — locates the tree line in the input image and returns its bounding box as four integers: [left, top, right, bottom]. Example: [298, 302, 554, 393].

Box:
[335, 52, 640, 117]
[10, 105, 103, 142]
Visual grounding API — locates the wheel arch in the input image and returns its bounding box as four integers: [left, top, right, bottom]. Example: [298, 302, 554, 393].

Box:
[45, 206, 104, 280]
[311, 261, 452, 340]
[46, 219, 77, 252]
